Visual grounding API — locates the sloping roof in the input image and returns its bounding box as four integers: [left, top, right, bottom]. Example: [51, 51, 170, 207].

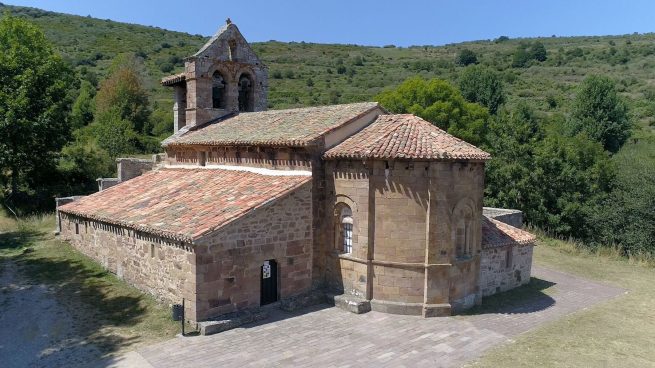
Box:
[324, 114, 491, 161]
[164, 102, 381, 148]
[58, 168, 312, 243]
[161, 73, 186, 86]
[481, 216, 536, 249]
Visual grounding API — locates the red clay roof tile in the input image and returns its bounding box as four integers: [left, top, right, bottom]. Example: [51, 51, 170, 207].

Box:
[161, 73, 186, 86]
[58, 168, 311, 243]
[164, 102, 381, 147]
[481, 216, 536, 249]
[324, 114, 491, 161]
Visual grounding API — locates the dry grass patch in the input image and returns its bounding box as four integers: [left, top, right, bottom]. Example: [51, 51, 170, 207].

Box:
[468, 236, 655, 367]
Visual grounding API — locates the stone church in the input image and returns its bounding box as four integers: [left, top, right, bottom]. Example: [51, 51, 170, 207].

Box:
[58, 20, 535, 323]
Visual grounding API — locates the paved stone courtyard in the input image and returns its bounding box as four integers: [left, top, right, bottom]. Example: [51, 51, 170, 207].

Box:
[108, 266, 625, 368]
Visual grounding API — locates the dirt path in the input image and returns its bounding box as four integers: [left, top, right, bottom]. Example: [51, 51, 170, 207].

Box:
[0, 260, 103, 368]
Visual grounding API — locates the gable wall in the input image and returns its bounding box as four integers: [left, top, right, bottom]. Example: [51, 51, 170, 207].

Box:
[183, 24, 268, 127]
[192, 182, 313, 321]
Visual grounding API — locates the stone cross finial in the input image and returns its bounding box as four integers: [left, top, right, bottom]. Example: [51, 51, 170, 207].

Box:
[226, 18, 232, 25]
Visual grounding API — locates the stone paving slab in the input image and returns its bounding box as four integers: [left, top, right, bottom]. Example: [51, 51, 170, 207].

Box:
[107, 265, 625, 368]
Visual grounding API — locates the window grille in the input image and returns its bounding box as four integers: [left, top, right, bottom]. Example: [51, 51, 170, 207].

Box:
[343, 221, 353, 254]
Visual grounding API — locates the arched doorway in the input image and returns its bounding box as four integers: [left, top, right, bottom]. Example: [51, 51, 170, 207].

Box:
[260, 259, 278, 305]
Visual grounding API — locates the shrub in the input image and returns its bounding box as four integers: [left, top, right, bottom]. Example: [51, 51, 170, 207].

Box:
[456, 49, 478, 66]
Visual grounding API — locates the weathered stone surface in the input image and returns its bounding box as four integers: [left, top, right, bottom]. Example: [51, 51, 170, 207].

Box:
[59, 214, 197, 319]
[96, 178, 119, 191]
[483, 207, 524, 228]
[279, 290, 326, 312]
[117, 158, 155, 182]
[194, 184, 313, 321]
[54, 196, 85, 234]
[327, 293, 371, 314]
[480, 244, 534, 297]
[199, 309, 268, 336]
[163, 21, 268, 132]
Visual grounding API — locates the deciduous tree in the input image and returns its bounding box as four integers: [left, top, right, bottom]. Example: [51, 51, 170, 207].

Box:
[0, 14, 76, 199]
[569, 75, 631, 153]
[459, 65, 506, 114]
[376, 77, 488, 145]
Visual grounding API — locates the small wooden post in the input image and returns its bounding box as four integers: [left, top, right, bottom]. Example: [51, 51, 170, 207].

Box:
[182, 298, 185, 336]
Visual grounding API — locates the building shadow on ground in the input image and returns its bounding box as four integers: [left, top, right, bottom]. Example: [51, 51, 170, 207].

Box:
[0, 228, 146, 367]
[462, 277, 557, 315]
[226, 278, 558, 333]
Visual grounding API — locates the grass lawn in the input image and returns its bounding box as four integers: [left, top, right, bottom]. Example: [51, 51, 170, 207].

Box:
[0, 213, 181, 358]
[468, 237, 655, 367]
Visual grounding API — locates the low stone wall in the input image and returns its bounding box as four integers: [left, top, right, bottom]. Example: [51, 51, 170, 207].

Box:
[96, 178, 120, 191]
[58, 214, 196, 318]
[117, 158, 155, 181]
[480, 245, 533, 297]
[55, 196, 85, 234]
[483, 207, 524, 228]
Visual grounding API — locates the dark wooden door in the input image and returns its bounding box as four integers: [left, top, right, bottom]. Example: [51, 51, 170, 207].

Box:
[260, 260, 278, 305]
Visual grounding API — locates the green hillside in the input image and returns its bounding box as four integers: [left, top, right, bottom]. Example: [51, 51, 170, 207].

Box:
[1, 3, 653, 254]
[2, 2, 655, 138]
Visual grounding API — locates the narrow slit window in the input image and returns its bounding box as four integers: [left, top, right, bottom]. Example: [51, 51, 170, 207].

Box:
[150, 244, 155, 258]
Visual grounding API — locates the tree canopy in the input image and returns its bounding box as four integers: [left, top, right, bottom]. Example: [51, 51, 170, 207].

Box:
[459, 65, 506, 114]
[569, 75, 631, 153]
[376, 76, 488, 145]
[484, 104, 615, 238]
[0, 14, 75, 200]
[456, 49, 478, 66]
[94, 54, 151, 135]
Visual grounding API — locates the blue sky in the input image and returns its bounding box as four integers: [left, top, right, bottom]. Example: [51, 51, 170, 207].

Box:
[5, 0, 655, 46]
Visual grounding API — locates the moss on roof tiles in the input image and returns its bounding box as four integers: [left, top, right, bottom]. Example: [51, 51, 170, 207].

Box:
[164, 102, 380, 147]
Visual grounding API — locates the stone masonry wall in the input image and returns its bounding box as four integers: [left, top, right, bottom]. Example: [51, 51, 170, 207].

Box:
[184, 23, 267, 126]
[117, 158, 155, 182]
[480, 245, 533, 296]
[58, 214, 196, 318]
[324, 159, 485, 316]
[483, 207, 524, 228]
[429, 161, 485, 313]
[371, 161, 429, 306]
[192, 182, 313, 321]
[325, 160, 371, 298]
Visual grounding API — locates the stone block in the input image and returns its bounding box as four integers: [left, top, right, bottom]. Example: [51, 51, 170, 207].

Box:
[327, 293, 371, 314]
[199, 309, 268, 335]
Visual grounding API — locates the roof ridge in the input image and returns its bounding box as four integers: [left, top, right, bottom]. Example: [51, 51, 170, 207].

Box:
[324, 113, 491, 160]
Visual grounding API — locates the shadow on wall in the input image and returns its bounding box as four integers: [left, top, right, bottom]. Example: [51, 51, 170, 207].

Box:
[0, 227, 147, 367]
[462, 277, 557, 315]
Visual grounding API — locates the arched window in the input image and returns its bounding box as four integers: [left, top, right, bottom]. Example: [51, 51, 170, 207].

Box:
[238, 74, 253, 112]
[334, 204, 354, 254]
[453, 200, 474, 259]
[212, 71, 226, 109]
[341, 207, 353, 254]
[455, 218, 472, 258]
